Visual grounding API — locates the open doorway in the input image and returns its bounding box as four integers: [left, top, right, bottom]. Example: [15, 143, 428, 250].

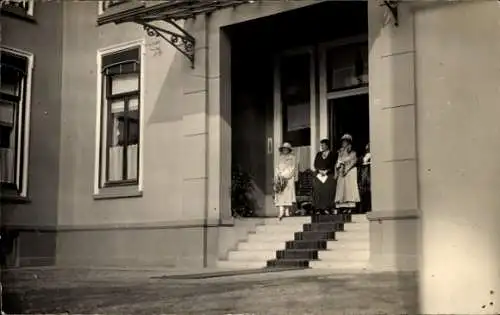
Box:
[226, 1, 368, 217]
[329, 93, 370, 155]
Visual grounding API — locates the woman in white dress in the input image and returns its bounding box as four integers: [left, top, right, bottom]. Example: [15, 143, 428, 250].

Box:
[274, 142, 297, 221]
[334, 134, 361, 214]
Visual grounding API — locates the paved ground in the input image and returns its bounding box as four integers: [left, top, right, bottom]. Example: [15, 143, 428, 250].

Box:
[2, 268, 418, 314]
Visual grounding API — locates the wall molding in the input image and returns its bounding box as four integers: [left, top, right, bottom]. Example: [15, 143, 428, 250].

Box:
[4, 219, 226, 232]
[367, 209, 420, 221]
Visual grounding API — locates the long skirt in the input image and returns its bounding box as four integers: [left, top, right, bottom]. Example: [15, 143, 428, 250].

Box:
[359, 165, 371, 212]
[335, 167, 360, 209]
[275, 179, 296, 207]
[312, 174, 336, 211]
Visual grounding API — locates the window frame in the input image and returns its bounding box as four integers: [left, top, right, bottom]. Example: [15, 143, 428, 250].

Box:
[94, 40, 145, 198]
[0, 46, 34, 200]
[97, 0, 133, 15]
[1, 0, 35, 18]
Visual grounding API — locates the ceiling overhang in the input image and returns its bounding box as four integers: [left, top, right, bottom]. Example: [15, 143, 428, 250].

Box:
[97, 0, 253, 68]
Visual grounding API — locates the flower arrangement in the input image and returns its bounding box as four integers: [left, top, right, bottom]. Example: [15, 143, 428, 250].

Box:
[231, 165, 256, 217]
[273, 175, 288, 195]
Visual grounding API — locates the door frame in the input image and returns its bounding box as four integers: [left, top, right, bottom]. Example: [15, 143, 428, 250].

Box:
[273, 46, 317, 173]
[318, 34, 368, 140]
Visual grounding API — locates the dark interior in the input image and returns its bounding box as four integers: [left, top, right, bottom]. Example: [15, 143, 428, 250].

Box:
[329, 94, 370, 155]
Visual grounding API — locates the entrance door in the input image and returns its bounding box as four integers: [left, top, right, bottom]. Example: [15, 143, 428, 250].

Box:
[328, 93, 369, 154]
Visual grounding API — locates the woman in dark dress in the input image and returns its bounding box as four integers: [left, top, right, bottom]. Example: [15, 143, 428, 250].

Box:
[358, 143, 372, 213]
[312, 139, 336, 214]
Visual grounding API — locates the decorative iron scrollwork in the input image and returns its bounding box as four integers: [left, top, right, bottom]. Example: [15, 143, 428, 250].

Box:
[380, 0, 399, 27]
[140, 20, 195, 68]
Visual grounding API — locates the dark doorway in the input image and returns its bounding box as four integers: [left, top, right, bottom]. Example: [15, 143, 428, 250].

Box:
[328, 93, 370, 154]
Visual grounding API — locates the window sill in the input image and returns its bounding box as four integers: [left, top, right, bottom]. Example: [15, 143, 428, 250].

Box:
[0, 6, 36, 23]
[0, 193, 31, 204]
[93, 185, 143, 200]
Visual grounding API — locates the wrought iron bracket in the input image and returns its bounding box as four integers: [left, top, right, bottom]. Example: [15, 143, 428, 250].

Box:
[380, 0, 399, 27]
[137, 19, 195, 68]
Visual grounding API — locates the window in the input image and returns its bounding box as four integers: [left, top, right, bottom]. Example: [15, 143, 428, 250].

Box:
[280, 53, 311, 147]
[97, 45, 142, 191]
[0, 48, 33, 198]
[326, 42, 368, 92]
[1, 0, 35, 17]
[98, 0, 132, 14]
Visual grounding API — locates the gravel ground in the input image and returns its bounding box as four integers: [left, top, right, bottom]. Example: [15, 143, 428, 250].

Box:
[1, 268, 418, 314]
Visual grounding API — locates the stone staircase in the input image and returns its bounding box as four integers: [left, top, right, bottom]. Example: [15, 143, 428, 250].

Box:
[217, 216, 311, 269]
[217, 213, 370, 270]
[309, 214, 369, 269]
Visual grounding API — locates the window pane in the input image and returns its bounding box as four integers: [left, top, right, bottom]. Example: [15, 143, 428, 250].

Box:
[111, 74, 139, 95]
[108, 146, 123, 182]
[0, 99, 17, 185]
[0, 102, 15, 126]
[280, 53, 311, 147]
[0, 68, 22, 97]
[0, 145, 15, 184]
[127, 144, 138, 180]
[105, 97, 140, 183]
[108, 99, 124, 181]
[326, 42, 368, 92]
[110, 100, 124, 146]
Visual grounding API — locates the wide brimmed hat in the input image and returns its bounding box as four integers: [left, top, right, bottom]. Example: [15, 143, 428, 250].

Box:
[340, 134, 353, 142]
[279, 142, 293, 153]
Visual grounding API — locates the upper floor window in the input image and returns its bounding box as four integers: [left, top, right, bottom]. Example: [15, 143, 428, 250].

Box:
[98, 0, 131, 14]
[98, 46, 142, 190]
[0, 47, 33, 199]
[326, 41, 368, 92]
[0, 0, 35, 17]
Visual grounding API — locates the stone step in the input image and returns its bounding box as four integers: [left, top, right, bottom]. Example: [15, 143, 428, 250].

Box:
[335, 232, 369, 241]
[267, 258, 309, 268]
[326, 240, 369, 251]
[295, 231, 336, 241]
[216, 260, 267, 269]
[247, 233, 294, 243]
[318, 249, 370, 261]
[238, 241, 286, 251]
[285, 240, 328, 250]
[227, 250, 277, 261]
[309, 260, 368, 269]
[343, 223, 369, 231]
[255, 224, 304, 233]
[350, 219, 369, 224]
[276, 249, 318, 260]
[261, 217, 311, 225]
[303, 222, 344, 232]
[311, 214, 350, 223]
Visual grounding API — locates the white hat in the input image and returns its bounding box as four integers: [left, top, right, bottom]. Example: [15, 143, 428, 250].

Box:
[340, 134, 353, 142]
[279, 142, 293, 152]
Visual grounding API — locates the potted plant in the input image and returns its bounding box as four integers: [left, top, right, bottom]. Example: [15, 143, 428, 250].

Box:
[231, 165, 256, 217]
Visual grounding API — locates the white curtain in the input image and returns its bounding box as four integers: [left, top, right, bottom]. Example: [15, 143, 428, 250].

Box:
[287, 102, 310, 132]
[108, 144, 138, 181]
[0, 148, 14, 183]
[295, 146, 311, 172]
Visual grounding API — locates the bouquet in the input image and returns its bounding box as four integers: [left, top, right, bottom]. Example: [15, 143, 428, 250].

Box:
[273, 175, 288, 195]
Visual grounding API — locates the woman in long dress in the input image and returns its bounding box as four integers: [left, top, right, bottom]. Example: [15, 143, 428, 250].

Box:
[312, 139, 336, 215]
[335, 134, 360, 214]
[359, 143, 372, 213]
[274, 142, 297, 221]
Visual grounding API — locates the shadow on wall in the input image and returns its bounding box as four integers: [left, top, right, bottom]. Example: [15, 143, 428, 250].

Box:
[146, 50, 186, 125]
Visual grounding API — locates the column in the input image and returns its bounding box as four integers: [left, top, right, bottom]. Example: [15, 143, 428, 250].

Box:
[207, 22, 233, 225]
[181, 17, 213, 224]
[415, 1, 500, 313]
[367, 1, 419, 271]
